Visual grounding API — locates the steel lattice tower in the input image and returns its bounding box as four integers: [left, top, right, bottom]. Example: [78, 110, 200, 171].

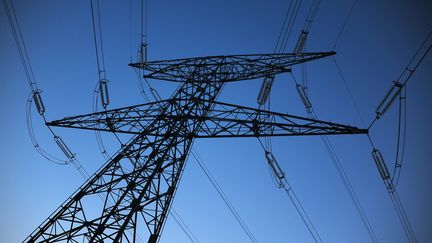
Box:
[25, 52, 367, 242]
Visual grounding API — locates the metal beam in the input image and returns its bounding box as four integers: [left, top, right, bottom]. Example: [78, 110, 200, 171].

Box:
[129, 52, 335, 82]
[47, 99, 367, 138]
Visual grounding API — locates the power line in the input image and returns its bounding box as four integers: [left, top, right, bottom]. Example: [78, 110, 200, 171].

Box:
[332, 57, 367, 127]
[370, 29, 432, 126]
[256, 2, 324, 241]
[257, 139, 323, 243]
[275, 0, 303, 54]
[332, 0, 358, 50]
[170, 208, 200, 243]
[319, 133, 378, 243]
[280, 0, 302, 53]
[289, 73, 379, 243]
[141, 0, 148, 44]
[191, 151, 258, 243]
[90, 0, 107, 80]
[365, 31, 432, 242]
[391, 86, 406, 188]
[3, 0, 86, 168]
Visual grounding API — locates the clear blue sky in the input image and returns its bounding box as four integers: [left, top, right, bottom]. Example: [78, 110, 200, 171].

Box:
[0, 0, 431, 242]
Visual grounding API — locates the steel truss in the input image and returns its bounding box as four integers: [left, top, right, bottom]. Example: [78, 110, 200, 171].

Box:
[47, 98, 366, 138]
[26, 52, 365, 242]
[129, 52, 335, 82]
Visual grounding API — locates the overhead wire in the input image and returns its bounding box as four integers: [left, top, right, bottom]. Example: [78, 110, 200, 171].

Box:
[129, 0, 153, 103]
[3, 0, 88, 172]
[4, 0, 143, 237]
[286, 1, 381, 241]
[256, 138, 323, 243]
[289, 73, 379, 243]
[329, 22, 432, 243]
[141, 0, 148, 44]
[89, 0, 120, 160]
[273, 0, 303, 54]
[391, 86, 406, 188]
[191, 151, 258, 243]
[264, 0, 304, 153]
[362, 30, 432, 243]
[293, 0, 321, 97]
[170, 208, 200, 243]
[369, 30, 432, 128]
[90, 0, 107, 82]
[332, 0, 358, 50]
[256, 1, 324, 242]
[5, 1, 146, 241]
[332, 57, 367, 127]
[273, 0, 294, 54]
[280, 0, 302, 53]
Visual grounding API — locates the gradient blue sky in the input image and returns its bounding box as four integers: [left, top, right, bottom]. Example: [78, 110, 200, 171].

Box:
[1, 0, 431, 242]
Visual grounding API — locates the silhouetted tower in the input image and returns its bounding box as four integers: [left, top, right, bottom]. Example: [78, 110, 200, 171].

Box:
[25, 52, 367, 242]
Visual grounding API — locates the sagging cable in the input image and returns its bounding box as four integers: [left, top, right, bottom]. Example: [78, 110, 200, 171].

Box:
[289, 72, 379, 243]
[170, 208, 200, 243]
[370, 29, 432, 128]
[391, 86, 407, 188]
[90, 0, 111, 109]
[372, 148, 417, 243]
[191, 151, 258, 243]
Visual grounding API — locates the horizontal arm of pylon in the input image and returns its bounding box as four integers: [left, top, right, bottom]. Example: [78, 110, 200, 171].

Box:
[46, 99, 172, 134]
[129, 52, 335, 82]
[192, 100, 367, 137]
[46, 98, 367, 137]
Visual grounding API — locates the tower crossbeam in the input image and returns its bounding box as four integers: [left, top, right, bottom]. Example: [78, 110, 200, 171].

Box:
[129, 52, 335, 82]
[47, 98, 367, 138]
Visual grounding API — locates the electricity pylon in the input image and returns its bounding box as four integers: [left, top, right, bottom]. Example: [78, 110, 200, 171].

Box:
[25, 52, 367, 242]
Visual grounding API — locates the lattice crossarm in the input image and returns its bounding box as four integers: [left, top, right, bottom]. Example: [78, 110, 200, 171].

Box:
[130, 52, 335, 82]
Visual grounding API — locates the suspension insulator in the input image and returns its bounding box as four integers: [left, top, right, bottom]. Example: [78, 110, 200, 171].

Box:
[257, 75, 275, 105]
[296, 84, 312, 109]
[371, 149, 390, 180]
[99, 79, 110, 109]
[376, 80, 403, 119]
[265, 151, 285, 180]
[293, 30, 308, 54]
[32, 89, 46, 115]
[140, 42, 148, 63]
[54, 136, 75, 160]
